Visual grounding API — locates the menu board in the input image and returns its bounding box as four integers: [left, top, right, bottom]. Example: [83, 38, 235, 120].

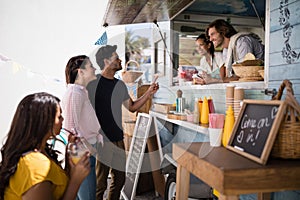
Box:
[227, 100, 286, 165]
[122, 113, 152, 200]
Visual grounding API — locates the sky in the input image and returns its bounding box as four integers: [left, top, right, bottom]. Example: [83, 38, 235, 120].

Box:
[0, 0, 109, 147]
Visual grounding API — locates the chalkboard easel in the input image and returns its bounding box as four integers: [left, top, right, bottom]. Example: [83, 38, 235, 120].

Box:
[227, 99, 287, 165]
[121, 113, 165, 200]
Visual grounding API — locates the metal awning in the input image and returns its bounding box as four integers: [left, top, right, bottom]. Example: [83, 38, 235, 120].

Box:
[102, 0, 195, 26]
[102, 0, 265, 27]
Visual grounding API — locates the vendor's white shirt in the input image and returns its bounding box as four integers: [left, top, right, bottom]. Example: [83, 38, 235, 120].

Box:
[198, 52, 224, 78]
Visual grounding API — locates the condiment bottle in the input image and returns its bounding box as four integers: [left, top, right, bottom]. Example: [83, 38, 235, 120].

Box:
[208, 96, 215, 113]
[198, 98, 203, 123]
[200, 96, 209, 124]
[176, 90, 185, 113]
[222, 105, 235, 147]
[193, 98, 199, 124]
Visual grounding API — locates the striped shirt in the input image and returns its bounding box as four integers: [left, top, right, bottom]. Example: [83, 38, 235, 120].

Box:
[61, 84, 102, 144]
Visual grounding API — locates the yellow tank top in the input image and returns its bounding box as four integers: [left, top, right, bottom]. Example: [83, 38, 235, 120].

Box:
[4, 151, 68, 199]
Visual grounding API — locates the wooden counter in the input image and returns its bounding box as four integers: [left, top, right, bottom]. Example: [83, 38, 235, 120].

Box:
[173, 142, 300, 200]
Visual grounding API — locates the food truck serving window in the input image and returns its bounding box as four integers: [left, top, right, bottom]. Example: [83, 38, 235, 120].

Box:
[102, 0, 267, 87]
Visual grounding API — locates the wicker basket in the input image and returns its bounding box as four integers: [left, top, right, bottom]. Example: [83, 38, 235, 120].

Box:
[258, 70, 264, 78]
[122, 60, 143, 84]
[271, 79, 300, 159]
[232, 65, 264, 78]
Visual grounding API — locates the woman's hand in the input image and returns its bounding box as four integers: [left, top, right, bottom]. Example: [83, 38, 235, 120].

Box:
[193, 77, 206, 85]
[68, 152, 90, 184]
[62, 152, 90, 200]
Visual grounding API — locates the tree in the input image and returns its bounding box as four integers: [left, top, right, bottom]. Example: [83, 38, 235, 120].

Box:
[125, 30, 150, 64]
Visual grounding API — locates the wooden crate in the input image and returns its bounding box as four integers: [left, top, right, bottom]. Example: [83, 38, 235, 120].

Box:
[137, 84, 152, 114]
[152, 103, 175, 114]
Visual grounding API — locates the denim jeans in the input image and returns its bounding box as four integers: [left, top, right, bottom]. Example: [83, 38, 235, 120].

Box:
[77, 152, 96, 200]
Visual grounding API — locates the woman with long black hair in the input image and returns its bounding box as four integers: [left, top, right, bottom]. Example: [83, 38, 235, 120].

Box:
[0, 92, 90, 200]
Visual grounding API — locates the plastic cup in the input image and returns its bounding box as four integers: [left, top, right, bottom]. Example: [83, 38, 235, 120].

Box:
[71, 155, 83, 164]
[208, 113, 225, 129]
[71, 149, 86, 164]
[67, 140, 89, 164]
[208, 128, 223, 147]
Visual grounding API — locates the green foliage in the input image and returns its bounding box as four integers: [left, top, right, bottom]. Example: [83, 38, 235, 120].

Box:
[125, 30, 150, 55]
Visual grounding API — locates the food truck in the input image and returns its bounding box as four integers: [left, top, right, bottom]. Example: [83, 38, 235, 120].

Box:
[102, 0, 300, 199]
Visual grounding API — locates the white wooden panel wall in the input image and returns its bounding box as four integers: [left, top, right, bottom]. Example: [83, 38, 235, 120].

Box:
[269, 0, 300, 101]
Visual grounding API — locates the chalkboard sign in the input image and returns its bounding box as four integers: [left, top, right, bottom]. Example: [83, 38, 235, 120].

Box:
[122, 113, 152, 200]
[227, 100, 286, 165]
